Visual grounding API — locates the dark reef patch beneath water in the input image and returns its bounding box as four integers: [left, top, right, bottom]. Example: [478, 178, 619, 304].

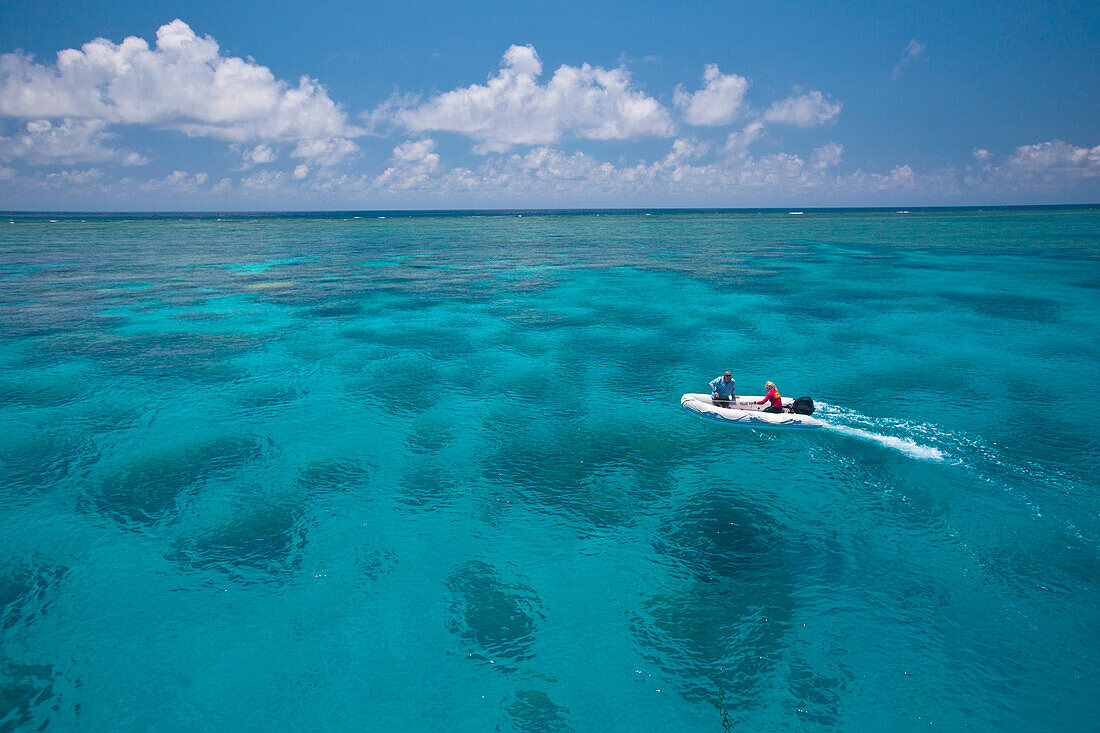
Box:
[84, 434, 272, 526]
[167, 500, 307, 583]
[446, 560, 544, 666]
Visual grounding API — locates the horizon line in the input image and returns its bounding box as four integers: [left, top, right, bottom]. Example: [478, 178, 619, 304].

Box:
[3, 203, 1097, 217]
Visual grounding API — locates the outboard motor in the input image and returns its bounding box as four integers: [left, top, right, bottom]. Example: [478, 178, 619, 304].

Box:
[790, 396, 815, 415]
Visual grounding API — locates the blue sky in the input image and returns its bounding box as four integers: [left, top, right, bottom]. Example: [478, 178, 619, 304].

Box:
[0, 0, 1097, 209]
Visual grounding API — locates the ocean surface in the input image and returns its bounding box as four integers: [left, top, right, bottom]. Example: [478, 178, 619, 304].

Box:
[1, 207, 1097, 731]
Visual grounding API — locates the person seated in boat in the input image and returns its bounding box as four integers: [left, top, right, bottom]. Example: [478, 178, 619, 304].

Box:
[710, 371, 737, 407]
[756, 381, 784, 413]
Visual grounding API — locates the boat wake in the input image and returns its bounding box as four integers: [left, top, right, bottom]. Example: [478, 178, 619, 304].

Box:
[814, 402, 948, 462]
[821, 423, 946, 461]
[812, 403, 1096, 545]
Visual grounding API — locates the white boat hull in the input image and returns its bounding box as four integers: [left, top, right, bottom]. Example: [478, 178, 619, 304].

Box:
[680, 393, 822, 429]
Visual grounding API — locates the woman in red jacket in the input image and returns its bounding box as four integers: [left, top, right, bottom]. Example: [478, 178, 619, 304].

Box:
[756, 381, 785, 413]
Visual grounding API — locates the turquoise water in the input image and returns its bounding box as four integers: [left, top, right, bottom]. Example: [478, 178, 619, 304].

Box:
[1, 208, 1097, 731]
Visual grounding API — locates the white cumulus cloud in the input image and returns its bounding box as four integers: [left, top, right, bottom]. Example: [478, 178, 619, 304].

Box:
[674, 64, 750, 126]
[725, 121, 766, 153]
[963, 139, 1100, 190]
[763, 90, 842, 127]
[139, 170, 209, 193]
[248, 144, 276, 165]
[811, 142, 843, 170]
[0, 20, 362, 161]
[1005, 139, 1100, 179]
[0, 118, 147, 165]
[42, 168, 105, 187]
[391, 45, 674, 153]
[290, 137, 358, 166]
[374, 138, 442, 189]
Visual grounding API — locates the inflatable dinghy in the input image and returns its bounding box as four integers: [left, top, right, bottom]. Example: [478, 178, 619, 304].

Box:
[681, 393, 822, 429]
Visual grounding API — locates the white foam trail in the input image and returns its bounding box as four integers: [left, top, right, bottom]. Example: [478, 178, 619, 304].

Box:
[814, 405, 1093, 544]
[814, 401, 948, 462]
[822, 422, 945, 462]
